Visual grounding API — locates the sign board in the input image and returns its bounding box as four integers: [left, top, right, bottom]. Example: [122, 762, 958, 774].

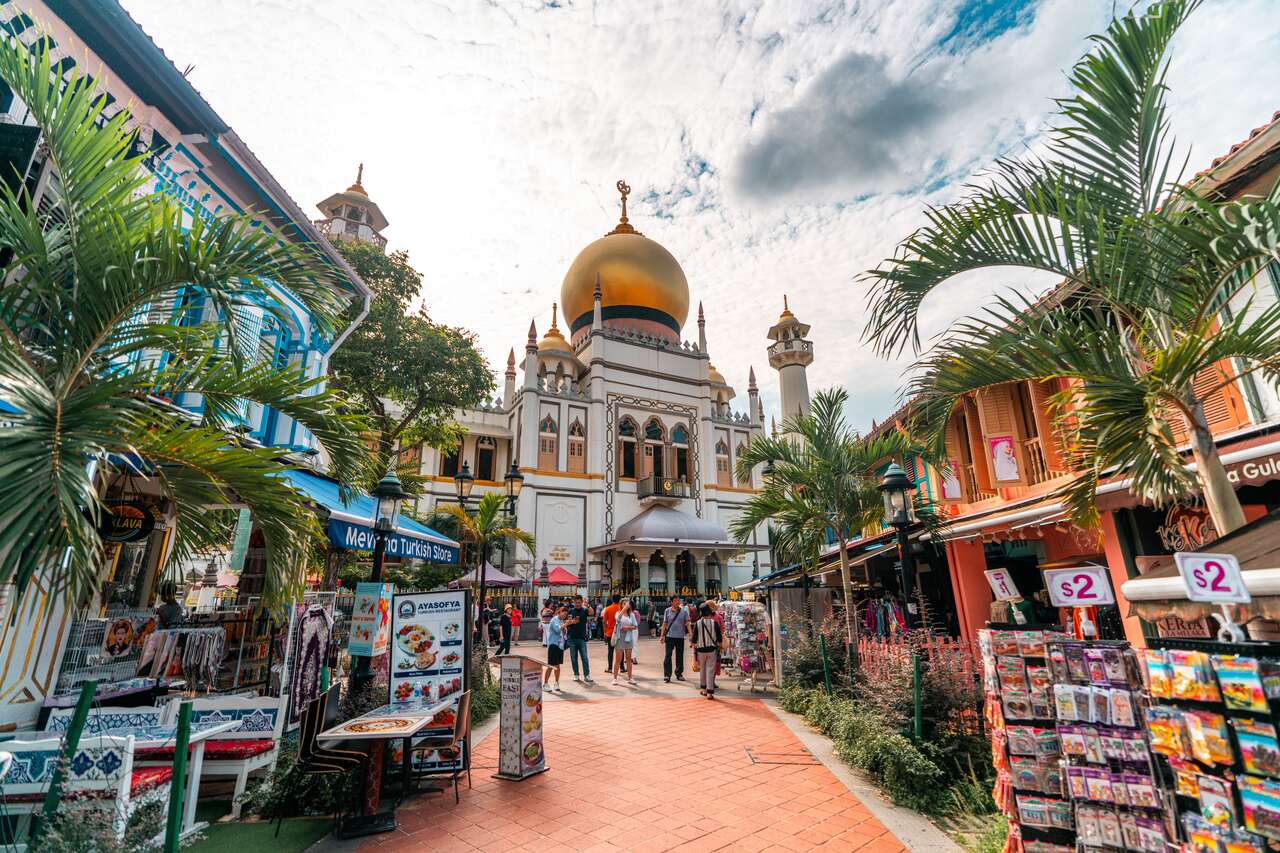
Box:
[494, 655, 547, 780]
[1044, 566, 1115, 608]
[327, 517, 459, 564]
[348, 582, 393, 657]
[1175, 552, 1252, 604]
[984, 569, 1021, 602]
[1154, 615, 1214, 639]
[99, 501, 157, 543]
[388, 589, 471, 773]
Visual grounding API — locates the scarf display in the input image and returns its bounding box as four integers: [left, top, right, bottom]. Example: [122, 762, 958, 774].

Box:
[134, 627, 225, 687]
[863, 598, 907, 638]
[288, 605, 333, 724]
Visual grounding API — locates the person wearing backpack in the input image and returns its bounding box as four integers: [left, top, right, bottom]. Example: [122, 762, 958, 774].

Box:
[691, 602, 725, 699]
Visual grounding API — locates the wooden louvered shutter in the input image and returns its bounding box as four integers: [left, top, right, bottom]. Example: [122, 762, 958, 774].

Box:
[939, 416, 965, 503]
[976, 385, 1027, 486]
[1028, 379, 1067, 471]
[962, 398, 993, 492]
[1167, 362, 1251, 445]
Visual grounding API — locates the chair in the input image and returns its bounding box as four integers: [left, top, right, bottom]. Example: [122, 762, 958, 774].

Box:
[45, 705, 169, 735]
[275, 688, 367, 837]
[134, 695, 286, 819]
[410, 691, 472, 803]
[0, 735, 172, 842]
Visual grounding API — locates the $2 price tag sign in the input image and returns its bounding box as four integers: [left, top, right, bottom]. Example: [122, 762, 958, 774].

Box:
[1044, 566, 1115, 608]
[1174, 552, 1251, 604]
[984, 569, 1021, 602]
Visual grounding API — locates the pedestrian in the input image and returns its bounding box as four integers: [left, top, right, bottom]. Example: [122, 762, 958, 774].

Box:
[510, 604, 522, 645]
[155, 580, 185, 628]
[691, 602, 725, 698]
[602, 593, 624, 675]
[612, 598, 639, 685]
[543, 604, 567, 692]
[539, 600, 553, 643]
[646, 600, 657, 638]
[659, 595, 689, 683]
[565, 594, 593, 684]
[498, 603, 513, 656]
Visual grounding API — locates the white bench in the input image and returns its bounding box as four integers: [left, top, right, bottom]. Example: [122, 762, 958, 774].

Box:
[135, 695, 285, 818]
[0, 734, 173, 843]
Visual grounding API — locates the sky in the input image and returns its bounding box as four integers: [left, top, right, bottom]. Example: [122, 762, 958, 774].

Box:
[124, 0, 1280, 430]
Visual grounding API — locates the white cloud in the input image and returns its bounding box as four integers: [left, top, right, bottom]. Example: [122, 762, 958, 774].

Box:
[122, 0, 1280, 430]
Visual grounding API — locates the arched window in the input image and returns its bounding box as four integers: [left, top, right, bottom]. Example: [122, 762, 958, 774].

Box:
[538, 414, 558, 470]
[617, 417, 638, 479]
[643, 418, 666, 478]
[620, 553, 640, 593]
[671, 423, 690, 482]
[647, 552, 668, 597]
[567, 419, 586, 474]
[715, 438, 730, 487]
[735, 442, 749, 486]
[476, 435, 496, 481]
[675, 551, 695, 594]
[440, 440, 461, 478]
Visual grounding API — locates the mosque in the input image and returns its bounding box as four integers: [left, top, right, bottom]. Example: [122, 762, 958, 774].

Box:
[329, 176, 817, 595]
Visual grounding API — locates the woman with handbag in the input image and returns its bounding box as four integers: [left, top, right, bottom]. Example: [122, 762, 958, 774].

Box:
[612, 598, 640, 686]
[691, 602, 725, 698]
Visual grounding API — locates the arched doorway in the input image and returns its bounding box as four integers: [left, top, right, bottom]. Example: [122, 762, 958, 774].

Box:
[705, 554, 722, 597]
[647, 552, 668, 598]
[621, 553, 640, 593]
[675, 550, 695, 595]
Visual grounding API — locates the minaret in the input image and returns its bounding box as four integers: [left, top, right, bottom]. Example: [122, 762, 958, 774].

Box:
[697, 302, 707, 353]
[747, 366, 760, 422]
[767, 295, 814, 420]
[592, 274, 603, 332]
[314, 164, 390, 249]
[523, 321, 539, 390]
[503, 348, 517, 407]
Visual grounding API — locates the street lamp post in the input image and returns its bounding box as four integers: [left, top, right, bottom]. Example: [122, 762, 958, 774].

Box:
[453, 461, 479, 642]
[350, 464, 410, 691]
[879, 462, 917, 628]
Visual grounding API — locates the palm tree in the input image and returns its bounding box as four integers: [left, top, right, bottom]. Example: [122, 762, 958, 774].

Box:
[433, 492, 535, 649]
[730, 389, 922, 651]
[0, 37, 368, 604]
[862, 0, 1280, 535]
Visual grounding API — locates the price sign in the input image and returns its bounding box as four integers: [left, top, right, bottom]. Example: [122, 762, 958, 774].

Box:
[1044, 566, 1115, 608]
[1175, 552, 1251, 604]
[984, 569, 1021, 602]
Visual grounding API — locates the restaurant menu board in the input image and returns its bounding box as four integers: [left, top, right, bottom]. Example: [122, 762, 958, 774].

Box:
[349, 582, 393, 657]
[495, 655, 546, 780]
[389, 589, 470, 773]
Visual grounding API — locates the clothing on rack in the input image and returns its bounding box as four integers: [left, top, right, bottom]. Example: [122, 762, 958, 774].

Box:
[288, 605, 334, 725]
[135, 627, 225, 686]
[863, 597, 907, 638]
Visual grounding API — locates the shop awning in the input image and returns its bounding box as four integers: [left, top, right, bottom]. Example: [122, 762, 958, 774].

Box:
[588, 505, 769, 554]
[448, 563, 523, 588]
[541, 567, 580, 586]
[282, 469, 460, 564]
[1120, 511, 1280, 622]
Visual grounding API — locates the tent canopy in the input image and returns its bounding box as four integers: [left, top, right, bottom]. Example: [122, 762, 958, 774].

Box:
[448, 563, 523, 588]
[542, 567, 579, 586]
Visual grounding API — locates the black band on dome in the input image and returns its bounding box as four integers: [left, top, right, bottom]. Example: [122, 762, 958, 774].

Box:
[569, 306, 680, 335]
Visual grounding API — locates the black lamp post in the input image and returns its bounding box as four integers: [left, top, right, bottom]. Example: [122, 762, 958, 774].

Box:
[350, 464, 409, 690]
[879, 462, 917, 627]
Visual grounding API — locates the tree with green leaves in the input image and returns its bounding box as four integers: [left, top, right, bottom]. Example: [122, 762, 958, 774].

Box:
[0, 37, 367, 605]
[327, 241, 494, 469]
[429, 492, 535, 649]
[731, 389, 923, 650]
[862, 0, 1280, 536]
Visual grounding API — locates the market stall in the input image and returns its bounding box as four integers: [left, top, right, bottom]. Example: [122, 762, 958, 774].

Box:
[721, 599, 771, 691]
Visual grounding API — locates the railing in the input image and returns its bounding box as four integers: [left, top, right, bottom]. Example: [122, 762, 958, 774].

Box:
[637, 473, 690, 500]
[1022, 436, 1050, 485]
[963, 463, 997, 501]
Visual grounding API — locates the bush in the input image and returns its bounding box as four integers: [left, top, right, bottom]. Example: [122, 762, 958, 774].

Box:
[34, 786, 182, 852]
[780, 613, 851, 689]
[238, 736, 355, 820]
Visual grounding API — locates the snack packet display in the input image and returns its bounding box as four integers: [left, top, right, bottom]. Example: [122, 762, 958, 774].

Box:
[1239, 775, 1280, 840]
[1144, 649, 1173, 698]
[1235, 719, 1280, 779]
[1199, 774, 1238, 828]
[1186, 710, 1236, 766]
[1169, 650, 1222, 703]
[1145, 705, 1187, 757]
[1213, 656, 1270, 713]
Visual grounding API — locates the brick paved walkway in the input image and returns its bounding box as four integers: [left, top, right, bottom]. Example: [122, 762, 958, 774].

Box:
[361, 690, 907, 853]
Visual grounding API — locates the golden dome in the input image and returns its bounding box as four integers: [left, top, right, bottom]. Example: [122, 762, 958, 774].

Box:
[560, 180, 690, 343]
[537, 304, 573, 354]
[778, 294, 795, 322]
[707, 363, 728, 385]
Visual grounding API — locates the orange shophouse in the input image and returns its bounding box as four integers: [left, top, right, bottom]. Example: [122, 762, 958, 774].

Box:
[934, 110, 1280, 648]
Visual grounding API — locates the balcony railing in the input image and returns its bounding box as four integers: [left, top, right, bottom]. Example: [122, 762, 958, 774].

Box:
[637, 474, 690, 500]
[964, 463, 997, 501]
[1022, 436, 1050, 485]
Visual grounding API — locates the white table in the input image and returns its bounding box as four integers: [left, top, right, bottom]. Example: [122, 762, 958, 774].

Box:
[12, 719, 238, 839]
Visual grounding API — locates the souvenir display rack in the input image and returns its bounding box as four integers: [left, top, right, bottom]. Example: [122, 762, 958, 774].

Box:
[981, 624, 1077, 853]
[1140, 637, 1280, 853]
[722, 599, 771, 692]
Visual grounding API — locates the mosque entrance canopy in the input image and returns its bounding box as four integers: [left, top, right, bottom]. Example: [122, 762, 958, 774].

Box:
[589, 504, 768, 554]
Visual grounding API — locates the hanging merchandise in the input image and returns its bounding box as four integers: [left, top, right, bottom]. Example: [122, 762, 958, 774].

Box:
[134, 627, 225, 688]
[864, 596, 906, 639]
[721, 600, 770, 691]
[288, 604, 334, 725]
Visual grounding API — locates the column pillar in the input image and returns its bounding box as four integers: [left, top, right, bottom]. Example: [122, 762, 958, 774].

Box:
[694, 552, 706, 596]
[1100, 512, 1146, 648]
[947, 537, 991, 641]
[664, 552, 675, 596]
[637, 551, 649, 596]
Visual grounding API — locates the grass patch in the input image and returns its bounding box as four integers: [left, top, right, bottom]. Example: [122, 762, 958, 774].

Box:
[187, 802, 330, 853]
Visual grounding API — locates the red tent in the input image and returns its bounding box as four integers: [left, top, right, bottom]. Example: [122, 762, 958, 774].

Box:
[543, 566, 579, 586]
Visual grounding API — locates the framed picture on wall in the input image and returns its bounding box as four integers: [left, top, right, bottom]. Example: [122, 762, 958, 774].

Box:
[987, 434, 1021, 483]
[939, 459, 963, 502]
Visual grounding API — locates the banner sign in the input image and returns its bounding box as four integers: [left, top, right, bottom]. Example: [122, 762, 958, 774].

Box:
[100, 501, 158, 543]
[1175, 552, 1251, 604]
[327, 517, 458, 563]
[388, 589, 471, 773]
[1044, 565, 1116, 608]
[495, 655, 547, 780]
[348, 582, 393, 657]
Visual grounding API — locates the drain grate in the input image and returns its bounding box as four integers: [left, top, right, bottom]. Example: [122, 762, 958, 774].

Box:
[745, 746, 821, 766]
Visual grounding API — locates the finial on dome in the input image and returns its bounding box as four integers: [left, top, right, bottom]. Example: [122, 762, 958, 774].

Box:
[779, 294, 795, 320]
[550, 303, 559, 330]
[347, 163, 366, 194]
[606, 179, 640, 236]
[593, 273, 602, 301]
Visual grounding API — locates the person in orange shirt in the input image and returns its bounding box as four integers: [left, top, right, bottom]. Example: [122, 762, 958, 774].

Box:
[601, 593, 626, 676]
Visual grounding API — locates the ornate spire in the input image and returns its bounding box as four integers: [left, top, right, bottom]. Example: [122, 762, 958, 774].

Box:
[526, 319, 538, 353]
[593, 273, 602, 301]
[770, 416, 778, 437]
[347, 163, 366, 195]
[606, 179, 640, 236]
[505, 348, 516, 377]
[758, 398, 765, 423]
[779, 294, 795, 320]
[748, 366, 757, 392]
[697, 301, 705, 325]
[549, 303, 559, 330]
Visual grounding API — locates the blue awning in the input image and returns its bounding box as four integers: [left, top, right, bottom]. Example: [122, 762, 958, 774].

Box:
[282, 469, 459, 564]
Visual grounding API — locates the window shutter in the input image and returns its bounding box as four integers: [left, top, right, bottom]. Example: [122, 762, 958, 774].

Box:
[1167, 362, 1250, 445]
[976, 385, 1028, 486]
[1028, 379, 1067, 471]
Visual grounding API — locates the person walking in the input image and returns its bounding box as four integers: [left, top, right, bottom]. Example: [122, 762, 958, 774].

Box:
[539, 600, 553, 643]
[510, 605, 522, 646]
[543, 604, 567, 692]
[612, 598, 639, 685]
[565, 594, 593, 684]
[602, 593, 624, 676]
[497, 604, 513, 656]
[659, 595, 690, 683]
[691, 602, 725, 698]
[646, 600, 658, 638]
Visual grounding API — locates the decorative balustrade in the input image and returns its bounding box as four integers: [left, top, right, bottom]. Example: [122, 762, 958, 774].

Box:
[1022, 436, 1050, 485]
